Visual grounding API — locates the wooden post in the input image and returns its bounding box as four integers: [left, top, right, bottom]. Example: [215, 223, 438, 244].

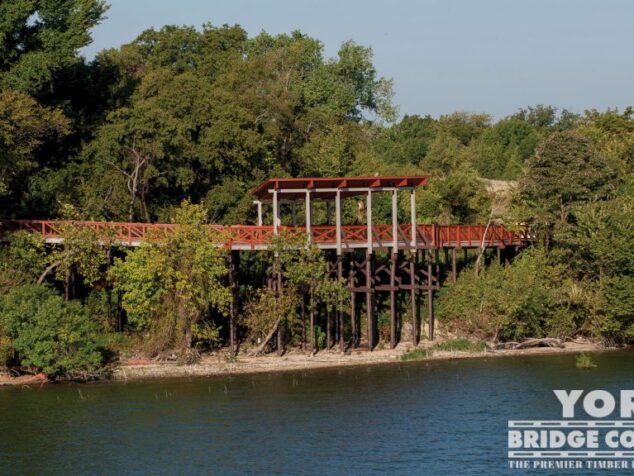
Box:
[335, 189, 342, 256]
[366, 250, 374, 350]
[497, 246, 502, 264]
[338, 257, 344, 353]
[301, 294, 306, 351]
[310, 281, 316, 353]
[410, 187, 417, 248]
[427, 251, 434, 340]
[326, 306, 332, 349]
[326, 255, 332, 349]
[276, 266, 283, 355]
[272, 190, 279, 234]
[229, 250, 239, 355]
[410, 252, 418, 346]
[367, 190, 373, 251]
[366, 189, 374, 350]
[350, 253, 357, 347]
[305, 190, 312, 243]
[451, 248, 457, 283]
[390, 252, 397, 349]
[391, 189, 398, 252]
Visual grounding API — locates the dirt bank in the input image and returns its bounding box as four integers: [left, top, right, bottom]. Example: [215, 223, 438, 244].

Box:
[0, 342, 613, 386]
[0, 372, 48, 387]
[110, 341, 610, 381]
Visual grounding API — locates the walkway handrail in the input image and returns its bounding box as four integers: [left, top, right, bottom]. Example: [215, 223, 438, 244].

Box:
[0, 219, 527, 248]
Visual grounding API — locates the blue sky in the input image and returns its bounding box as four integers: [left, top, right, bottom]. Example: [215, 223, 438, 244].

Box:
[82, 0, 634, 119]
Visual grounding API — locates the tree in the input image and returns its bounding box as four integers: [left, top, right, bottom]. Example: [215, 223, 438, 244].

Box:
[110, 202, 231, 356]
[436, 112, 491, 146]
[416, 163, 491, 224]
[511, 105, 579, 132]
[243, 232, 349, 352]
[0, 231, 47, 292]
[0, 0, 107, 97]
[436, 250, 573, 341]
[44, 216, 113, 300]
[0, 90, 70, 205]
[373, 114, 437, 165]
[0, 284, 103, 377]
[77, 26, 396, 223]
[515, 131, 616, 243]
[470, 118, 539, 179]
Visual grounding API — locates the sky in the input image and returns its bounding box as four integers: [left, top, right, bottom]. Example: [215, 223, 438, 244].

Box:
[81, 0, 634, 120]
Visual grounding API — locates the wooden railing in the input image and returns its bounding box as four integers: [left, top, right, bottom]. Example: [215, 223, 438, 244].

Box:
[0, 220, 527, 249]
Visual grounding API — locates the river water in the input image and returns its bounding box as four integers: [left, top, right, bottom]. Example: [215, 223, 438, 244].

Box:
[1, 351, 632, 475]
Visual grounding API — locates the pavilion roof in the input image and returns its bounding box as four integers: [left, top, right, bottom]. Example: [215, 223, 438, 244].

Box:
[252, 176, 429, 200]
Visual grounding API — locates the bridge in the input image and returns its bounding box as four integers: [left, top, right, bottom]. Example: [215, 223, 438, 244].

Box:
[0, 220, 524, 250]
[0, 176, 528, 353]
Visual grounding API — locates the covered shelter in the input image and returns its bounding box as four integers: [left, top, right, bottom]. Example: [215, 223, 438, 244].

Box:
[252, 176, 429, 256]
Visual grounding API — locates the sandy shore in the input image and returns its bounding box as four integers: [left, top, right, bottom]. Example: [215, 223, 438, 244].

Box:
[110, 341, 609, 381]
[0, 341, 614, 386]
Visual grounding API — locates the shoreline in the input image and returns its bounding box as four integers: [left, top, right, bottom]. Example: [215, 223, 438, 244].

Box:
[110, 341, 614, 382]
[0, 341, 619, 386]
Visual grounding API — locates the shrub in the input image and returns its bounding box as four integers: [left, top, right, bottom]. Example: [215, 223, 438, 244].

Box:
[599, 275, 634, 342]
[0, 285, 103, 377]
[436, 250, 570, 342]
[433, 339, 487, 353]
[576, 352, 597, 369]
[401, 348, 431, 361]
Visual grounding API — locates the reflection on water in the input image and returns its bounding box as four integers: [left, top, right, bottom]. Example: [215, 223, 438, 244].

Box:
[0, 351, 631, 475]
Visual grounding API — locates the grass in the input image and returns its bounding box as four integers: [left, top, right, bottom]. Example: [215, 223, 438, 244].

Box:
[432, 339, 487, 353]
[401, 348, 431, 361]
[576, 352, 597, 369]
[401, 339, 487, 362]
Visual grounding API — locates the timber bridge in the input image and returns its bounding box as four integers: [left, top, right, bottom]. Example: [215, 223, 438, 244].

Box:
[1, 176, 528, 353]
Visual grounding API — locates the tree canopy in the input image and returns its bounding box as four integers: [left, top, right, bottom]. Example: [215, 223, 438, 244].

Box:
[0, 5, 632, 375]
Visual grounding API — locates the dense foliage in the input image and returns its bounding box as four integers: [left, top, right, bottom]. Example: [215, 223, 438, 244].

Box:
[109, 202, 231, 356]
[0, 285, 102, 377]
[0, 1, 632, 377]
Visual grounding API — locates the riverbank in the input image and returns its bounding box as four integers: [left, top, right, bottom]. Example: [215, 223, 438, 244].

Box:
[109, 340, 610, 381]
[0, 340, 614, 386]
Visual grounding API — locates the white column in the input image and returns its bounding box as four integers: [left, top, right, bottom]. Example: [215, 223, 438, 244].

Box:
[272, 190, 279, 234]
[254, 201, 263, 226]
[366, 190, 373, 253]
[410, 188, 416, 248]
[335, 189, 342, 255]
[392, 189, 398, 253]
[305, 189, 312, 243]
[291, 201, 297, 227]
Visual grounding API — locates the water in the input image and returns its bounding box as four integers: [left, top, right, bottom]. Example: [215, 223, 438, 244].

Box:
[0, 351, 632, 475]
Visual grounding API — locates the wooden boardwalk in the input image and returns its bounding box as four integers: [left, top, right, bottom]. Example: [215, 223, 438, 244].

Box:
[0, 219, 526, 251]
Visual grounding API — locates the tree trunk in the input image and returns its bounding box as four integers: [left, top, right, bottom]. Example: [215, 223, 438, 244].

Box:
[251, 317, 283, 356]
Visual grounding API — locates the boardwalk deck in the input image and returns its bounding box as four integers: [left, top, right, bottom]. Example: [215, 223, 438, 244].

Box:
[0, 219, 526, 251]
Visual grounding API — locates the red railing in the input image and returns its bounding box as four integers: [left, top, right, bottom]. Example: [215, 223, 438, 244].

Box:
[0, 220, 526, 249]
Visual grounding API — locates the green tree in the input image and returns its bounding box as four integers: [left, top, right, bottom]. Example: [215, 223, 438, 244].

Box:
[470, 118, 539, 179]
[0, 231, 47, 292]
[110, 202, 231, 355]
[0, 90, 70, 203]
[0, 284, 103, 377]
[416, 163, 490, 224]
[514, 130, 616, 243]
[0, 0, 107, 96]
[437, 250, 573, 341]
[373, 114, 437, 165]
